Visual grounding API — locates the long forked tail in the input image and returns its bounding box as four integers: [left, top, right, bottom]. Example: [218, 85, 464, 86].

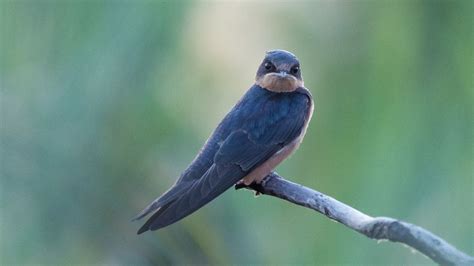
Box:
[132, 181, 192, 222]
[135, 165, 242, 234]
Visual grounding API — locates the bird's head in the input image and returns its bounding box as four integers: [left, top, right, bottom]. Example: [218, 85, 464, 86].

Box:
[255, 49, 304, 93]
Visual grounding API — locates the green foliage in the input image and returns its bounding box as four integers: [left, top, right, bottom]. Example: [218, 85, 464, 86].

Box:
[1, 1, 472, 264]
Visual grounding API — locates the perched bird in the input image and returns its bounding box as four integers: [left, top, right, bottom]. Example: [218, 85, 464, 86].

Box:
[134, 50, 314, 234]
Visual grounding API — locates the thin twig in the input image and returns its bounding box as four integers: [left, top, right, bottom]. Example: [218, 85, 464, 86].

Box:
[235, 172, 474, 266]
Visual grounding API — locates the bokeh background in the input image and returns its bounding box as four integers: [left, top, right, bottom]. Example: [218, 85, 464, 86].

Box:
[1, 1, 472, 265]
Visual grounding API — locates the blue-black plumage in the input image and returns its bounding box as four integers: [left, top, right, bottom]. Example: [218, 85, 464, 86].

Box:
[134, 50, 314, 234]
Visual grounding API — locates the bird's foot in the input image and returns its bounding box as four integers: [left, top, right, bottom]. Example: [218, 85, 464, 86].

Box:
[235, 180, 260, 194]
[235, 172, 276, 195]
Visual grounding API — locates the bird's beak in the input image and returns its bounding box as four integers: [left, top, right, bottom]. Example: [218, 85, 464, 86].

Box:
[276, 71, 288, 78]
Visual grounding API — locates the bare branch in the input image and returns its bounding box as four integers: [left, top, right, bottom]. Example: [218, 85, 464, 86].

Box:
[235, 172, 474, 266]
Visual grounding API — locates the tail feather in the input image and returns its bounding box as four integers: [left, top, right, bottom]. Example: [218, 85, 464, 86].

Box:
[136, 201, 174, 234]
[136, 164, 243, 233]
[132, 181, 192, 222]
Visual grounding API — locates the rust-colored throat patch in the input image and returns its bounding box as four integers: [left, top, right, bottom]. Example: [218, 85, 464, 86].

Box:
[256, 73, 304, 93]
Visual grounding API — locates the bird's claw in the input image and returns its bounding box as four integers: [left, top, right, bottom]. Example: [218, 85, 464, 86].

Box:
[234, 172, 276, 194]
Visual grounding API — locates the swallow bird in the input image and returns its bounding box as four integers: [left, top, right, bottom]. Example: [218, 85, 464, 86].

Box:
[134, 50, 314, 234]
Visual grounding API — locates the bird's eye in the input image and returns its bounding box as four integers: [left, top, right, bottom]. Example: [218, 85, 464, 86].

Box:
[291, 66, 299, 75]
[264, 62, 274, 71]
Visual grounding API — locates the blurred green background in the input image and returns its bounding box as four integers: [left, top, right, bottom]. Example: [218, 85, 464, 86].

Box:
[1, 1, 472, 265]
